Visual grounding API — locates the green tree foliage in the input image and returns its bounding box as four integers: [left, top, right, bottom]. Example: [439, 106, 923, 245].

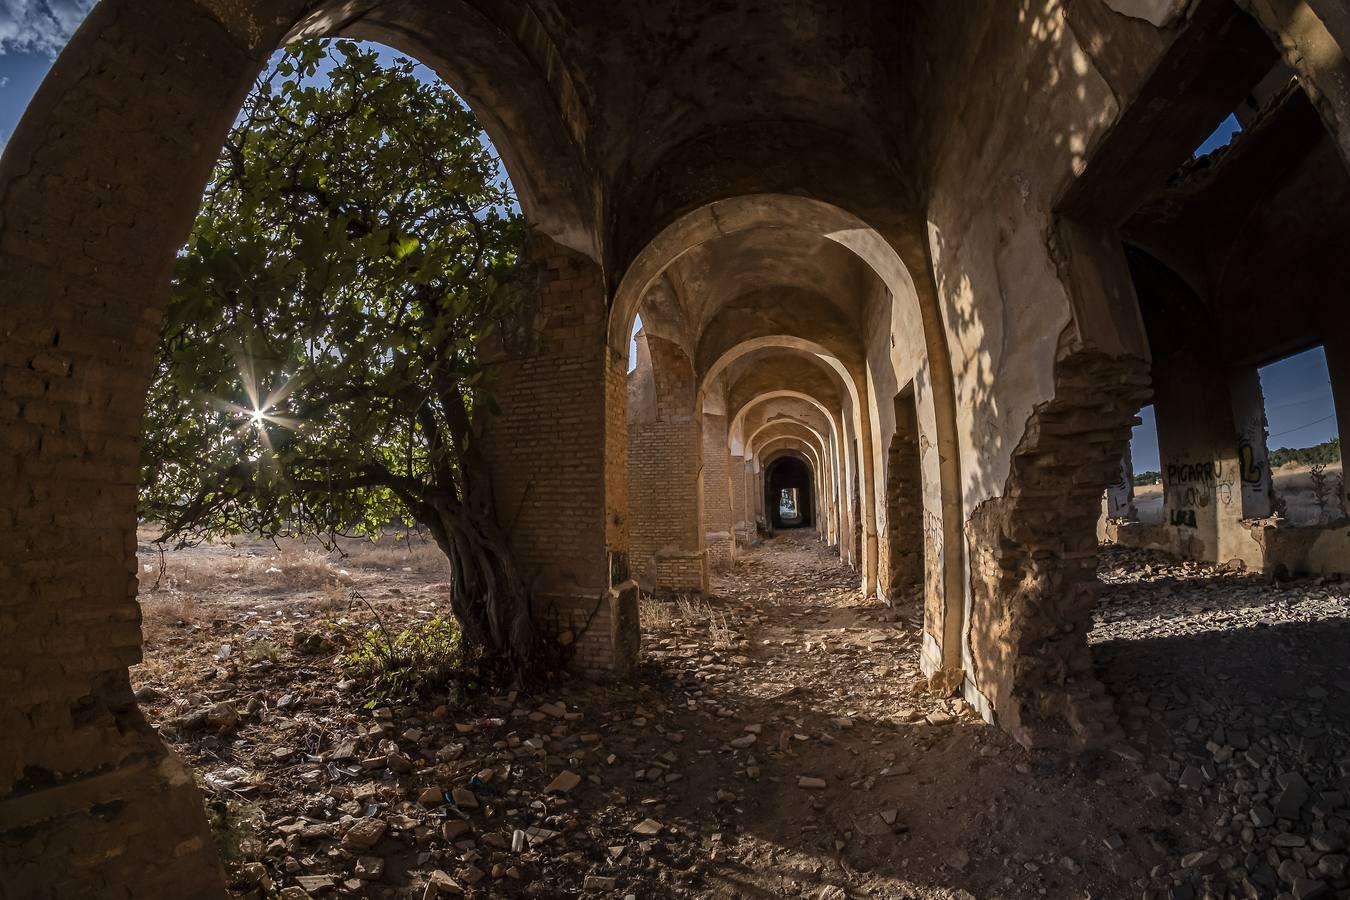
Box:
[140, 40, 549, 675]
[1269, 437, 1341, 468]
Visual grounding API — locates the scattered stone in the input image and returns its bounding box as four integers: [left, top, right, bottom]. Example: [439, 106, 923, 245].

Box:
[631, 818, 664, 836]
[544, 770, 583, 794]
[341, 818, 387, 851]
[1181, 849, 1218, 869]
[353, 856, 384, 881]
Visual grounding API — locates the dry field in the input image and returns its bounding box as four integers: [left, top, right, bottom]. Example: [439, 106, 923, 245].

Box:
[1135, 461, 1344, 526]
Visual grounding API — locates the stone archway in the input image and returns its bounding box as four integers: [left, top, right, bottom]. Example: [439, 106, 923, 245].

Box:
[0, 3, 604, 894]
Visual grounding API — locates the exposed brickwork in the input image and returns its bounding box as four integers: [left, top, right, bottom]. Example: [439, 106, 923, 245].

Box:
[966, 351, 1151, 751]
[480, 232, 638, 675]
[626, 334, 706, 592]
[730, 456, 751, 543]
[879, 397, 924, 603]
[547, 584, 639, 678]
[0, 2, 272, 895]
[653, 550, 708, 595]
[701, 413, 736, 571]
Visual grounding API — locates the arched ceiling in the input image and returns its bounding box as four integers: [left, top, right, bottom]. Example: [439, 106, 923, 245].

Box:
[666, 229, 876, 336]
[510, 0, 924, 217]
[635, 228, 878, 361]
[696, 299, 864, 380]
[760, 438, 820, 474]
[741, 398, 833, 456]
[750, 420, 828, 464]
[724, 349, 844, 423]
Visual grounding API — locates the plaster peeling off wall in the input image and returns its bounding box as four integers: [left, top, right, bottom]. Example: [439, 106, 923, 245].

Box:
[925, 3, 1121, 521]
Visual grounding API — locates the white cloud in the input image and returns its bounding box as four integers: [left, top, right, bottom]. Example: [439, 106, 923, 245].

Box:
[0, 76, 8, 87]
[0, 0, 97, 57]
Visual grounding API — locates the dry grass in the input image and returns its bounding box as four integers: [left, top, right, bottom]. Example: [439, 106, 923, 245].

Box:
[639, 593, 674, 630]
[641, 593, 738, 649]
[142, 546, 352, 596]
[139, 593, 201, 642]
[334, 535, 446, 575]
[245, 639, 283, 663]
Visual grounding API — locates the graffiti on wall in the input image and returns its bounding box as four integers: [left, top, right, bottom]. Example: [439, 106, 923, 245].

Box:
[1238, 420, 1269, 489]
[1166, 461, 1221, 484]
[1165, 458, 1234, 526]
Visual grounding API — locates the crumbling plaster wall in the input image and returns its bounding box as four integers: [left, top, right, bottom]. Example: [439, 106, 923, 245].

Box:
[916, 1, 1177, 745]
[861, 263, 953, 670]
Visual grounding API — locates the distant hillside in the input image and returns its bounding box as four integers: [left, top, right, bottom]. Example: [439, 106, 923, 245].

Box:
[1270, 437, 1340, 468]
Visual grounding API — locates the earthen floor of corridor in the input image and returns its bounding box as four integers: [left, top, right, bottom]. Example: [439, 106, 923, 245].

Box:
[132, 531, 1350, 899]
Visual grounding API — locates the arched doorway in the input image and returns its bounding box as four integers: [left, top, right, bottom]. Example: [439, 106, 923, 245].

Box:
[766, 455, 815, 529]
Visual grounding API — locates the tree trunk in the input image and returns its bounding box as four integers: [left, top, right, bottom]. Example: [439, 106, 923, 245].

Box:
[423, 487, 547, 679]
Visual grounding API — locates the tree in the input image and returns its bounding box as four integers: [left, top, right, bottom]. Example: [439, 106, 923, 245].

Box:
[140, 40, 548, 676]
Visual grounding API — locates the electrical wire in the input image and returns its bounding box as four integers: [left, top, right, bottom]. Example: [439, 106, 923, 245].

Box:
[1269, 415, 1337, 439]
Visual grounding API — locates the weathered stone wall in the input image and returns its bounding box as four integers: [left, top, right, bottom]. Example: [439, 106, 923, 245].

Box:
[916, 1, 1184, 740]
[965, 351, 1151, 749]
[880, 395, 925, 603]
[626, 333, 706, 592]
[861, 263, 952, 661]
[701, 413, 736, 570]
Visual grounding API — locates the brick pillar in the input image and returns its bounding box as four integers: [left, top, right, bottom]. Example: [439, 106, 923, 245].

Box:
[881, 396, 924, 603]
[730, 455, 752, 545]
[701, 413, 736, 571]
[625, 333, 707, 594]
[480, 233, 639, 676]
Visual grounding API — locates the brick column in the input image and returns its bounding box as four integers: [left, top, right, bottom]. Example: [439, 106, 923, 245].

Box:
[625, 333, 707, 594]
[479, 233, 639, 676]
[730, 454, 750, 546]
[701, 413, 736, 571]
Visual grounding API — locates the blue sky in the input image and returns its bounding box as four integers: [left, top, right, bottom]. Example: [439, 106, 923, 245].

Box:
[1195, 113, 1242, 157]
[0, 1, 97, 148]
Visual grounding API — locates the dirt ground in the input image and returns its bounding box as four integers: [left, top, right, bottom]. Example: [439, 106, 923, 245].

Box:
[131, 529, 1350, 899]
[1135, 462, 1345, 526]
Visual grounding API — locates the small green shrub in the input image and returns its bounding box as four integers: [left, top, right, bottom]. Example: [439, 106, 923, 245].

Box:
[245, 639, 281, 663]
[342, 614, 466, 697]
